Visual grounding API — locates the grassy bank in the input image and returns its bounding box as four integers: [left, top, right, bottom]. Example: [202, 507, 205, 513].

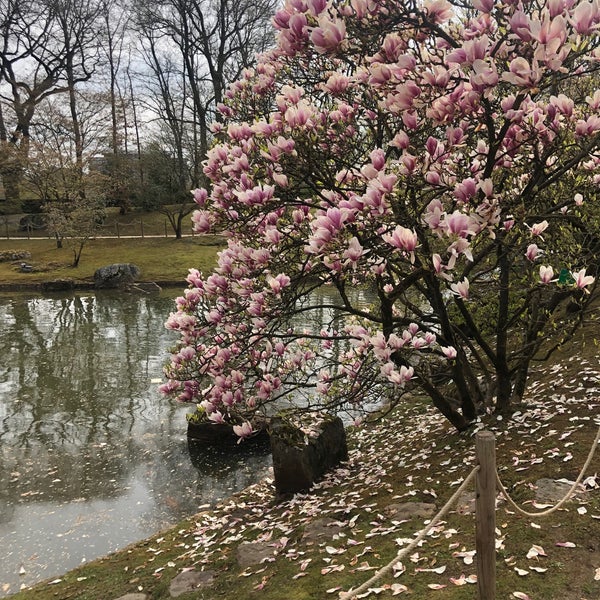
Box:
[5, 335, 600, 599]
[0, 236, 223, 287]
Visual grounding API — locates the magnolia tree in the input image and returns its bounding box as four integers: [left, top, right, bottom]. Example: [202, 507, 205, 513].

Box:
[161, 0, 600, 436]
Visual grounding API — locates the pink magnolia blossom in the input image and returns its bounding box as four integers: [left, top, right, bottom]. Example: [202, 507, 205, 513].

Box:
[572, 0, 600, 34]
[343, 237, 365, 264]
[441, 346, 458, 359]
[502, 57, 541, 88]
[525, 243, 543, 261]
[383, 226, 419, 255]
[233, 421, 254, 440]
[527, 220, 549, 237]
[310, 17, 347, 53]
[539, 265, 555, 284]
[472, 0, 494, 13]
[450, 278, 470, 300]
[208, 410, 225, 424]
[573, 268, 595, 291]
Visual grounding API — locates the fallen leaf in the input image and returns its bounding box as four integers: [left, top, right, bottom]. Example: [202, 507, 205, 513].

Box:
[526, 544, 547, 559]
[556, 542, 576, 548]
[427, 583, 447, 589]
[514, 568, 529, 576]
[512, 593, 532, 600]
[391, 583, 408, 595]
[415, 565, 446, 574]
[530, 566, 548, 573]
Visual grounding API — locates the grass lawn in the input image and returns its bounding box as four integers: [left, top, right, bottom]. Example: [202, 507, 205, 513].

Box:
[0, 236, 223, 286]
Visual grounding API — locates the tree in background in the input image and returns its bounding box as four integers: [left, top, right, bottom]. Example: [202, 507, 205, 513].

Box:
[44, 192, 105, 265]
[133, 0, 278, 234]
[162, 0, 600, 436]
[0, 0, 101, 203]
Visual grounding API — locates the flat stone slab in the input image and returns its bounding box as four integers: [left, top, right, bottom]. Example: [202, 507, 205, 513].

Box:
[384, 502, 437, 520]
[454, 492, 476, 515]
[114, 594, 149, 600]
[302, 518, 344, 545]
[535, 478, 575, 503]
[237, 540, 276, 568]
[169, 570, 215, 597]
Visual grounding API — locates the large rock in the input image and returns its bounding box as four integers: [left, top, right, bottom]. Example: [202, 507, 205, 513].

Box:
[270, 412, 348, 496]
[169, 570, 215, 597]
[94, 263, 140, 289]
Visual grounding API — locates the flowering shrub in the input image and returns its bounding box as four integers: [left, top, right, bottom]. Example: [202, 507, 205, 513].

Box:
[162, 0, 600, 434]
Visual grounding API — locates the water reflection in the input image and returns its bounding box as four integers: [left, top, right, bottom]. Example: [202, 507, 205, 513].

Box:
[0, 291, 272, 596]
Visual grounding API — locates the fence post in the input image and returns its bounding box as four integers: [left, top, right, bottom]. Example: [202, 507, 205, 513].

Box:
[476, 430, 496, 600]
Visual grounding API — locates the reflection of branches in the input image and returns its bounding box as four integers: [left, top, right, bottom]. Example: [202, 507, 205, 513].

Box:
[0, 292, 179, 504]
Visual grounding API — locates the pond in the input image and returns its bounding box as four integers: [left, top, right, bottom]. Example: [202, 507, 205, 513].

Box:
[0, 290, 273, 597]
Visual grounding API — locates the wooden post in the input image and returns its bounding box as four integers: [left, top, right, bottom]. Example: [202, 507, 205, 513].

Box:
[476, 430, 496, 600]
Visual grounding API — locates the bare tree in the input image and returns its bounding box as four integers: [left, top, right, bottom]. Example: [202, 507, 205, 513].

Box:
[133, 0, 277, 236]
[0, 0, 101, 203]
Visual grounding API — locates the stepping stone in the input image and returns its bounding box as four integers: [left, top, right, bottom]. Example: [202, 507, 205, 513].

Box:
[384, 502, 437, 520]
[302, 518, 344, 544]
[454, 492, 476, 515]
[237, 540, 276, 568]
[169, 570, 215, 598]
[535, 478, 576, 503]
[114, 595, 148, 600]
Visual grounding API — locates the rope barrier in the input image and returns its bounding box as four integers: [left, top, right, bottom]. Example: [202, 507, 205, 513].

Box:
[339, 465, 480, 600]
[495, 423, 600, 518]
[342, 423, 599, 598]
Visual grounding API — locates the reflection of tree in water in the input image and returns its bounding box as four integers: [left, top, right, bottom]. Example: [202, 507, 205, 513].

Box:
[0, 292, 178, 510]
[137, 436, 273, 529]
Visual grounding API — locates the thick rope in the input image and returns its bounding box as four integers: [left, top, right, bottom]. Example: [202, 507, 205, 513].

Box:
[496, 424, 600, 518]
[339, 465, 480, 600]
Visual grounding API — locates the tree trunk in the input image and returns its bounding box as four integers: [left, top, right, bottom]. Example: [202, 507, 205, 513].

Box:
[420, 378, 471, 431]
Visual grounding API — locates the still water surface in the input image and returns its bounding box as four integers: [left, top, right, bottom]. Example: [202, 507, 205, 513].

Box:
[0, 290, 272, 596]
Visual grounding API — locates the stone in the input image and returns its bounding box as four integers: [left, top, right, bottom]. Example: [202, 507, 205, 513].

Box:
[237, 540, 276, 568]
[454, 492, 476, 515]
[187, 419, 270, 449]
[169, 570, 215, 597]
[383, 502, 437, 520]
[0, 250, 30, 262]
[535, 478, 575, 503]
[94, 263, 141, 289]
[270, 412, 348, 496]
[114, 594, 149, 600]
[41, 279, 75, 292]
[301, 518, 344, 545]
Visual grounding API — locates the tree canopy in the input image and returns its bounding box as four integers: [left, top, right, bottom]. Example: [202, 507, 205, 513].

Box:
[162, 0, 600, 436]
